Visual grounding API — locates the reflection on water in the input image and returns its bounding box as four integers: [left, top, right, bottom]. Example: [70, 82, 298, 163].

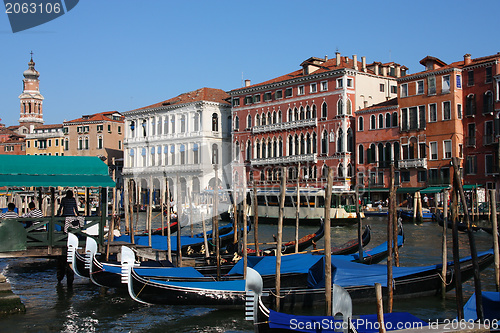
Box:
[0, 216, 496, 332]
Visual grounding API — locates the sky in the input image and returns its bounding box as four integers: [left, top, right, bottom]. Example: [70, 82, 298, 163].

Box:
[1, 0, 499, 127]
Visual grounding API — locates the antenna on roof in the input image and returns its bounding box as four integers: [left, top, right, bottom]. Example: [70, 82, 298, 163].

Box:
[241, 72, 244, 87]
[389, 49, 392, 62]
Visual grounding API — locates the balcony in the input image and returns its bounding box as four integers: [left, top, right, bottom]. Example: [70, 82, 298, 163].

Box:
[399, 158, 427, 169]
[428, 177, 451, 186]
[250, 153, 317, 167]
[251, 118, 317, 134]
[465, 136, 476, 147]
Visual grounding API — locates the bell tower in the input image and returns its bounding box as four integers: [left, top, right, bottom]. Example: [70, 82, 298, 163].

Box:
[18, 52, 44, 131]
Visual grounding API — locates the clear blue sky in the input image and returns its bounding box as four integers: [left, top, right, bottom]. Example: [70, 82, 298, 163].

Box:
[1, 0, 499, 127]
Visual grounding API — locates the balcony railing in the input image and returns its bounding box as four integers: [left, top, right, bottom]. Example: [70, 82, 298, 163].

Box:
[465, 136, 476, 147]
[428, 177, 451, 186]
[399, 158, 427, 169]
[250, 153, 317, 166]
[251, 118, 317, 134]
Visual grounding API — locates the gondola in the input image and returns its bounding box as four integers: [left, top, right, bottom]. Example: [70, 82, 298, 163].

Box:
[123, 246, 494, 307]
[150, 220, 179, 236]
[398, 208, 436, 222]
[331, 225, 371, 255]
[245, 267, 428, 333]
[437, 218, 493, 234]
[247, 222, 325, 256]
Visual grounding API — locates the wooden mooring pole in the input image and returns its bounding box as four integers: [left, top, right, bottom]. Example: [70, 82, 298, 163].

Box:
[166, 179, 172, 263]
[390, 164, 399, 267]
[324, 167, 334, 316]
[275, 167, 287, 311]
[451, 157, 483, 321]
[375, 282, 387, 333]
[242, 180, 248, 279]
[356, 186, 363, 261]
[213, 165, 220, 281]
[450, 184, 463, 319]
[489, 189, 499, 292]
[387, 164, 394, 312]
[253, 188, 259, 256]
[176, 174, 182, 267]
[295, 162, 300, 253]
[441, 190, 449, 299]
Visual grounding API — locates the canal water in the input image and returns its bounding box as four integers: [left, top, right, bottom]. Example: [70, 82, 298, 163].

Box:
[0, 215, 496, 332]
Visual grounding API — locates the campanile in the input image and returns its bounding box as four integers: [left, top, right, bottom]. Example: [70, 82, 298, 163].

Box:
[18, 53, 44, 131]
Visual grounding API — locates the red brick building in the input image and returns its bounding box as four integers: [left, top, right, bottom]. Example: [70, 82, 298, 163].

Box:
[228, 53, 405, 191]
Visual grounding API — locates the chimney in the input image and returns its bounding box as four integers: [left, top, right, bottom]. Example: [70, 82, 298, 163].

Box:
[396, 65, 401, 78]
[353, 55, 358, 70]
[374, 63, 379, 75]
[245, 79, 251, 87]
[362, 56, 367, 72]
[336, 52, 341, 66]
[464, 54, 472, 66]
[325, 55, 328, 61]
[381, 66, 387, 77]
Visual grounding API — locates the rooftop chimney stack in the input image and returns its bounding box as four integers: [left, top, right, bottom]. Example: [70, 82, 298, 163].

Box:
[362, 56, 367, 72]
[336, 52, 341, 66]
[353, 55, 358, 70]
[245, 79, 251, 87]
[464, 53, 472, 66]
[325, 55, 328, 61]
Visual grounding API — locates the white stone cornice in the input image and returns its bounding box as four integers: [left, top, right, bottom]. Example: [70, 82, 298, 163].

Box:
[398, 68, 462, 82]
[123, 100, 230, 116]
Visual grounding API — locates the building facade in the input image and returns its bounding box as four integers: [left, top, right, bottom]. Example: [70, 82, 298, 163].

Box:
[228, 53, 405, 192]
[122, 87, 232, 205]
[24, 124, 64, 156]
[0, 125, 25, 155]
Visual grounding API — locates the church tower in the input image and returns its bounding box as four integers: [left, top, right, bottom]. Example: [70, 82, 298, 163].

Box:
[18, 53, 44, 131]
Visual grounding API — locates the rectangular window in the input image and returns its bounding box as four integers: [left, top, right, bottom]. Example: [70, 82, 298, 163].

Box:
[466, 155, 477, 174]
[232, 98, 240, 107]
[428, 76, 436, 95]
[417, 80, 424, 95]
[97, 125, 103, 132]
[310, 83, 317, 93]
[379, 83, 385, 92]
[244, 96, 252, 105]
[409, 106, 418, 130]
[468, 71, 474, 86]
[107, 124, 111, 132]
[486, 67, 492, 83]
[443, 140, 452, 159]
[418, 170, 427, 182]
[429, 103, 437, 122]
[320, 81, 328, 91]
[285, 87, 293, 98]
[347, 78, 353, 87]
[400, 83, 408, 97]
[276, 90, 283, 99]
[459, 143, 463, 158]
[456, 74, 462, 89]
[263, 92, 272, 101]
[485, 154, 495, 174]
[298, 85, 305, 95]
[419, 142, 427, 158]
[336, 79, 343, 88]
[430, 142, 438, 160]
[457, 104, 462, 119]
[443, 101, 451, 120]
[442, 75, 450, 93]
[391, 85, 397, 94]
[418, 105, 426, 129]
[401, 171, 410, 183]
[253, 94, 261, 103]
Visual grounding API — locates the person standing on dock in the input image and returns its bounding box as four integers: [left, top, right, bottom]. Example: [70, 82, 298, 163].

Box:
[0, 203, 18, 219]
[57, 190, 79, 217]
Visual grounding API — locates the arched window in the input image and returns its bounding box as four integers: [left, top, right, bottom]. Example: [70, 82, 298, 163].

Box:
[235, 141, 240, 161]
[312, 132, 317, 154]
[262, 141, 267, 158]
[385, 113, 391, 128]
[246, 140, 251, 161]
[234, 116, 239, 131]
[378, 143, 384, 163]
[300, 133, 305, 155]
[212, 113, 219, 131]
[347, 163, 353, 177]
[171, 116, 175, 134]
[294, 135, 300, 155]
[267, 112, 272, 125]
[300, 106, 305, 120]
[337, 128, 343, 152]
[181, 115, 186, 132]
[338, 163, 344, 178]
[358, 116, 364, 131]
[347, 128, 353, 152]
[370, 115, 376, 129]
[322, 102, 328, 118]
[247, 114, 252, 128]
[212, 143, 219, 164]
[484, 91, 494, 113]
[346, 99, 352, 115]
[164, 116, 169, 134]
[180, 144, 186, 164]
[358, 144, 364, 164]
[255, 114, 260, 126]
[193, 143, 199, 164]
[261, 113, 266, 126]
[306, 105, 311, 119]
[256, 139, 261, 158]
[306, 133, 311, 154]
[267, 139, 272, 158]
[288, 108, 293, 122]
[378, 114, 384, 129]
[312, 104, 317, 118]
[321, 130, 328, 154]
[337, 99, 343, 115]
[272, 111, 277, 124]
[294, 108, 299, 121]
[273, 138, 277, 157]
[278, 137, 283, 157]
[194, 113, 200, 132]
[288, 135, 293, 156]
[466, 94, 476, 116]
[392, 112, 398, 127]
[368, 143, 376, 163]
[322, 164, 328, 179]
[278, 110, 282, 123]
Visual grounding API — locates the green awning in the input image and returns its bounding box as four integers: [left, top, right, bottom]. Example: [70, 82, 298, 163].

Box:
[367, 188, 390, 192]
[463, 184, 482, 190]
[420, 186, 451, 194]
[0, 155, 115, 188]
[396, 187, 423, 194]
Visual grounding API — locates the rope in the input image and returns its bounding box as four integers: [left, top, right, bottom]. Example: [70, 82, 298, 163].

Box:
[136, 278, 149, 297]
[268, 289, 292, 298]
[437, 269, 454, 286]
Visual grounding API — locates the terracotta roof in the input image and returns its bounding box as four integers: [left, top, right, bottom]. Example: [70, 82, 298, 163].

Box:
[64, 111, 123, 124]
[132, 87, 230, 111]
[33, 124, 63, 130]
[356, 98, 398, 113]
[419, 56, 447, 67]
[231, 56, 381, 92]
[466, 53, 500, 67]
